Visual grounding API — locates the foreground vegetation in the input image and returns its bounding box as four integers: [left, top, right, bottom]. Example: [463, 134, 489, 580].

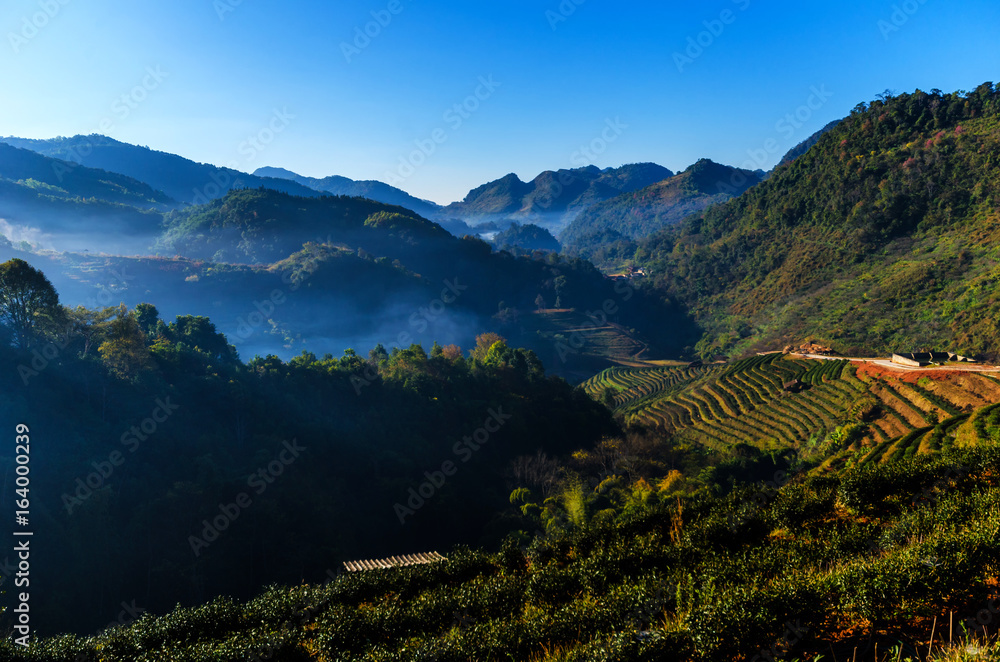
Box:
[0, 259, 623, 633]
[2, 438, 998, 660]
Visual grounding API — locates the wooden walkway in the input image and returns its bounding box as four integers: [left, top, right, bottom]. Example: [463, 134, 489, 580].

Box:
[342, 551, 446, 572]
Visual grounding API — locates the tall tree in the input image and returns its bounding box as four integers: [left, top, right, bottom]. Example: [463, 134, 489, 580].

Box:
[65, 305, 117, 357]
[133, 302, 163, 339]
[99, 304, 152, 380]
[470, 332, 506, 362]
[0, 258, 61, 349]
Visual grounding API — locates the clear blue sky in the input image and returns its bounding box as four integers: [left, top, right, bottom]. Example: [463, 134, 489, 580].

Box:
[2, 0, 998, 204]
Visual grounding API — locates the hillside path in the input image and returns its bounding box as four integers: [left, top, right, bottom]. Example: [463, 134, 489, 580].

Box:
[788, 352, 1000, 373]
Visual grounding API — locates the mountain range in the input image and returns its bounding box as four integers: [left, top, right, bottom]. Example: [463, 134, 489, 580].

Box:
[6, 85, 999, 366]
[252, 166, 440, 217]
[0, 135, 680, 238]
[0, 134, 324, 205]
[439, 163, 674, 232]
[559, 158, 764, 253]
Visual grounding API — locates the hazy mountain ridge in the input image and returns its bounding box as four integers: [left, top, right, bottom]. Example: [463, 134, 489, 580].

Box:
[253, 166, 440, 217]
[0, 142, 174, 208]
[0, 180, 695, 371]
[442, 162, 674, 232]
[0, 134, 324, 205]
[0, 143, 173, 253]
[155, 187, 695, 359]
[1, 134, 677, 240]
[0, 142, 170, 252]
[491, 222, 561, 253]
[158, 188, 452, 264]
[560, 158, 764, 252]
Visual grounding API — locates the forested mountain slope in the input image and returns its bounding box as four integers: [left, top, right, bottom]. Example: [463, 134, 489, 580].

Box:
[0, 134, 324, 204]
[632, 85, 1000, 359]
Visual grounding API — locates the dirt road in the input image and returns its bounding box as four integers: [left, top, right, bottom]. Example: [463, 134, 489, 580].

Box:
[789, 353, 1000, 373]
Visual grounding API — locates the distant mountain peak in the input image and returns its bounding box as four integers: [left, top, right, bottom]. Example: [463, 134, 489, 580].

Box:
[254, 166, 302, 180]
[560, 160, 764, 251]
[446, 163, 674, 232]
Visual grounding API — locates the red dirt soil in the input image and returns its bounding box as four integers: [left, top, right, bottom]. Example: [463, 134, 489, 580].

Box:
[854, 361, 995, 384]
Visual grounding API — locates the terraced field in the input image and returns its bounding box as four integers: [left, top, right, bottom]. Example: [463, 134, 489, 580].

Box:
[527, 310, 647, 362]
[581, 363, 717, 408]
[583, 353, 1000, 459]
